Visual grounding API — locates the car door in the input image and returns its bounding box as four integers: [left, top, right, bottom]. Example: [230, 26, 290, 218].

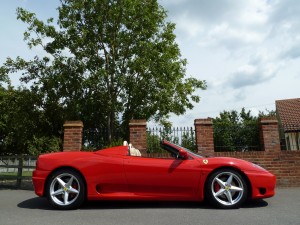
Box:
[124, 156, 201, 200]
[87, 153, 130, 196]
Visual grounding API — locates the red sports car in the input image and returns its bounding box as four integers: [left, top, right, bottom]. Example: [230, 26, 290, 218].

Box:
[32, 140, 276, 209]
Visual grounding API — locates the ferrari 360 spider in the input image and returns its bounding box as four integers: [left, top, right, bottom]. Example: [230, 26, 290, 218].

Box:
[32, 140, 276, 209]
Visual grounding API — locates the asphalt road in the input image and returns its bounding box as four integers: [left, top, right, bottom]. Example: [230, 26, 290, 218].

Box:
[0, 188, 299, 225]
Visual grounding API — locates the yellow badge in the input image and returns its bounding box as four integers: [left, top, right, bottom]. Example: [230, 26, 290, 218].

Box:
[203, 159, 208, 164]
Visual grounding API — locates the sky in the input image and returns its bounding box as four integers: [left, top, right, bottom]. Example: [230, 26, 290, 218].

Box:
[0, 0, 299, 127]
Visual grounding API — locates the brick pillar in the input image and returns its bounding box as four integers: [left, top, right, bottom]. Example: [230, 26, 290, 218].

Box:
[63, 121, 83, 151]
[194, 118, 215, 157]
[259, 117, 281, 152]
[129, 119, 147, 154]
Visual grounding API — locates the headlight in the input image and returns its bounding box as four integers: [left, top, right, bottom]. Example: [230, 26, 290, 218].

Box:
[252, 163, 266, 171]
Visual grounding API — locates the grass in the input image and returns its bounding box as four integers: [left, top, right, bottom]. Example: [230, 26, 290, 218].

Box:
[0, 171, 33, 177]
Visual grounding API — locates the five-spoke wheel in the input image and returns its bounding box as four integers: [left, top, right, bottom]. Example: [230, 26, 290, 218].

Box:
[206, 169, 248, 209]
[46, 169, 85, 209]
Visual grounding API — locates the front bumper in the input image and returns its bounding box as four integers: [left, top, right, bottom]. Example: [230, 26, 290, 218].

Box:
[245, 171, 276, 199]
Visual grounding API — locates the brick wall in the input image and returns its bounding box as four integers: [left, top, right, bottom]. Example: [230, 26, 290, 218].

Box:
[259, 117, 281, 152]
[63, 121, 83, 151]
[129, 119, 147, 155]
[129, 117, 300, 187]
[62, 118, 300, 187]
[214, 151, 300, 187]
[195, 118, 214, 157]
[195, 117, 300, 187]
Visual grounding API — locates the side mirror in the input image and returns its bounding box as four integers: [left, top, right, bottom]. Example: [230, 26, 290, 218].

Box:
[178, 148, 188, 160]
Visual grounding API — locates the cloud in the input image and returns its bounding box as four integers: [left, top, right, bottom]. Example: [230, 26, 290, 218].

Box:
[160, 0, 276, 60]
[233, 90, 247, 102]
[228, 65, 262, 88]
[269, 0, 300, 24]
[266, 0, 300, 60]
[281, 45, 300, 59]
[198, 22, 266, 50]
[162, 0, 244, 24]
[161, 0, 298, 91]
[226, 62, 278, 89]
[174, 13, 202, 38]
[158, 0, 300, 126]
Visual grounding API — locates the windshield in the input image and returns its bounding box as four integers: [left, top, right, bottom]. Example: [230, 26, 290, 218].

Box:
[182, 147, 204, 158]
[162, 140, 203, 158]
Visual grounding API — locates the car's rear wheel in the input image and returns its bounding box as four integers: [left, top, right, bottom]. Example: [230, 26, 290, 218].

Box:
[46, 169, 85, 210]
[205, 169, 248, 209]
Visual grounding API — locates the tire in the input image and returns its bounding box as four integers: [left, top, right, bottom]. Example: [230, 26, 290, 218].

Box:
[46, 169, 86, 210]
[205, 169, 248, 209]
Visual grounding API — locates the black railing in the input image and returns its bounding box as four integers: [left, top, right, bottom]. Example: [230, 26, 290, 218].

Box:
[147, 127, 197, 153]
[213, 123, 261, 152]
[82, 127, 124, 150]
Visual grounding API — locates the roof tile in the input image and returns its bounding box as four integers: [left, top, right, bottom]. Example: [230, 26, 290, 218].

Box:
[276, 98, 300, 132]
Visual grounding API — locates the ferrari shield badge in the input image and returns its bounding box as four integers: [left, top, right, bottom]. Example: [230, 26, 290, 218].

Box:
[203, 159, 208, 164]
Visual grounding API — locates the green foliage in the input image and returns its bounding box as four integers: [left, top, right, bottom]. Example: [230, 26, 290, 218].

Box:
[27, 136, 61, 155]
[146, 122, 179, 154]
[0, 67, 9, 86]
[213, 108, 260, 152]
[258, 109, 277, 118]
[1, 0, 206, 154]
[181, 130, 197, 152]
[104, 138, 124, 148]
[147, 124, 197, 154]
[0, 86, 63, 155]
[146, 132, 161, 153]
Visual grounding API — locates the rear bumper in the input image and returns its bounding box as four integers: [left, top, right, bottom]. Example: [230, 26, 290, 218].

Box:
[32, 170, 51, 197]
[245, 171, 276, 199]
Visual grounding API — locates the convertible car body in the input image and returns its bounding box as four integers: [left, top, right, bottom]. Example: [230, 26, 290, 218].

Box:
[32, 140, 276, 209]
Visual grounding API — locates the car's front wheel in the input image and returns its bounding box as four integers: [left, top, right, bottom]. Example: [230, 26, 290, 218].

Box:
[46, 169, 85, 210]
[205, 169, 248, 209]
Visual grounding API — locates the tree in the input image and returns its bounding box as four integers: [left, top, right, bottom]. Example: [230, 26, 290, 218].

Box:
[0, 86, 61, 155]
[1, 0, 206, 145]
[213, 108, 260, 152]
[258, 109, 277, 118]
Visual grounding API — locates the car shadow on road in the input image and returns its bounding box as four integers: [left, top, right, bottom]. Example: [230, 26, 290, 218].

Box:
[80, 199, 268, 210]
[18, 197, 268, 210]
[17, 197, 54, 210]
